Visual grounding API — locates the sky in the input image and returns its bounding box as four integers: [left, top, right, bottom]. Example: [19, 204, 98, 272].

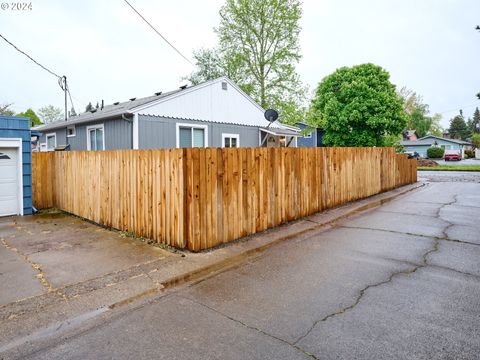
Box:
[0, 0, 479, 128]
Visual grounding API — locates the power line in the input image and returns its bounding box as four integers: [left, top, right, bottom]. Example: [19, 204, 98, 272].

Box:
[0, 33, 60, 78]
[66, 85, 76, 115]
[122, 0, 193, 66]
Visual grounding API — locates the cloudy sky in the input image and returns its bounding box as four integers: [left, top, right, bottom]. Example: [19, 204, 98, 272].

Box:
[1, 0, 479, 128]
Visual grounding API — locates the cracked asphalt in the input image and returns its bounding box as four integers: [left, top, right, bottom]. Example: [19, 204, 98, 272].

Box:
[6, 173, 480, 360]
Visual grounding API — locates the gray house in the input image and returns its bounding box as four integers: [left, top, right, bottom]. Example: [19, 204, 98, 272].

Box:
[34, 77, 302, 151]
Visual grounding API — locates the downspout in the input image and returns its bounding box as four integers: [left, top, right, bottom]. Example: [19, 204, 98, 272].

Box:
[132, 113, 139, 150]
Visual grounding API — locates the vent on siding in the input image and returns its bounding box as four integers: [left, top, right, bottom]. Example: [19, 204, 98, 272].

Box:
[221, 81, 228, 90]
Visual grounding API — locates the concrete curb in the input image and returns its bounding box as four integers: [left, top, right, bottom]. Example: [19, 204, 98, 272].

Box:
[0, 182, 426, 357]
[113, 181, 427, 305]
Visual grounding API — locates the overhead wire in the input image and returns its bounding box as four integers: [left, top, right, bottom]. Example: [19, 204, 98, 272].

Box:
[0, 33, 78, 116]
[122, 0, 193, 66]
[0, 33, 61, 78]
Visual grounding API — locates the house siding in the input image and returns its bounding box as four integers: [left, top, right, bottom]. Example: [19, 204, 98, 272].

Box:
[138, 115, 259, 148]
[39, 118, 132, 150]
[296, 123, 317, 147]
[0, 116, 32, 215]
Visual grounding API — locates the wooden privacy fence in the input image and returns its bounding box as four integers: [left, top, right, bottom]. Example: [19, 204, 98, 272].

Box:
[32, 147, 416, 251]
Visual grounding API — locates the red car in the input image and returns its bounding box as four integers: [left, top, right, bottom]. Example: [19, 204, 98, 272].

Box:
[444, 150, 462, 161]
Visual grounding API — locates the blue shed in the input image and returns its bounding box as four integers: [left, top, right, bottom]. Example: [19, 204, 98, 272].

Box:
[0, 116, 32, 216]
[296, 122, 325, 147]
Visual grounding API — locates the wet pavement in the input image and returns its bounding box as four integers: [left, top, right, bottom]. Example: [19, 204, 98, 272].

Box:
[2, 173, 480, 359]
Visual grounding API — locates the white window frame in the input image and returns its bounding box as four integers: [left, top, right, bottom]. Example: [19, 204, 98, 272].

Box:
[46, 133, 56, 151]
[222, 133, 240, 148]
[66, 125, 76, 137]
[175, 123, 208, 148]
[86, 123, 105, 151]
[303, 132, 312, 139]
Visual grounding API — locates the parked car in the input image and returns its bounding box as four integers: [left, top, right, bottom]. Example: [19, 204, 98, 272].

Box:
[444, 149, 461, 161]
[405, 151, 419, 159]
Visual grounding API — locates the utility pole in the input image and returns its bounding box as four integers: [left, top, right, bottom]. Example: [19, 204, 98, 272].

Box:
[63, 76, 67, 121]
[58, 75, 68, 121]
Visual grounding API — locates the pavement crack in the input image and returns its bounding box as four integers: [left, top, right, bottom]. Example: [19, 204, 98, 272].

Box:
[1, 237, 66, 300]
[294, 234, 441, 345]
[339, 225, 480, 247]
[176, 295, 320, 360]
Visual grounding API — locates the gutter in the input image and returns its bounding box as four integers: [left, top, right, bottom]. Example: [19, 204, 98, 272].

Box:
[33, 112, 134, 132]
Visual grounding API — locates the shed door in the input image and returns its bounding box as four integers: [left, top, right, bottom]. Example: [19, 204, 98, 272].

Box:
[0, 148, 20, 216]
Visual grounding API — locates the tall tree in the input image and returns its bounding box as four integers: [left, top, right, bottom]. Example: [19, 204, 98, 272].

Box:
[310, 63, 407, 147]
[448, 112, 469, 140]
[398, 86, 443, 137]
[38, 105, 64, 124]
[0, 103, 15, 116]
[186, 0, 306, 124]
[469, 107, 480, 134]
[16, 108, 42, 126]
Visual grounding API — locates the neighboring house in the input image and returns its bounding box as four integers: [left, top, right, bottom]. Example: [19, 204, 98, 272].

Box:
[33, 77, 304, 151]
[296, 122, 325, 147]
[403, 129, 419, 141]
[401, 135, 472, 158]
[0, 116, 33, 216]
[31, 131, 42, 152]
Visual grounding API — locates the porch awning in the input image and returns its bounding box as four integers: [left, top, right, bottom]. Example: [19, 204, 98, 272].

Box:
[260, 127, 301, 137]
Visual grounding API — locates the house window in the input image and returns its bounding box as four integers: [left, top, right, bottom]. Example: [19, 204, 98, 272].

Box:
[67, 125, 76, 137]
[222, 133, 240, 148]
[304, 132, 312, 139]
[176, 124, 208, 148]
[46, 133, 56, 151]
[87, 124, 104, 151]
[440, 144, 452, 150]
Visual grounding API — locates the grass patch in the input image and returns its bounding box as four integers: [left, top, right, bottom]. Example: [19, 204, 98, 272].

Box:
[418, 165, 480, 171]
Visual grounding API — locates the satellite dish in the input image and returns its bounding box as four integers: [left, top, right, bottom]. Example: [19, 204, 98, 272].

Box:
[264, 109, 279, 122]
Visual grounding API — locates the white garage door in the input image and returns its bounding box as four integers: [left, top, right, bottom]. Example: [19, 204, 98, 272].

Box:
[0, 148, 20, 216]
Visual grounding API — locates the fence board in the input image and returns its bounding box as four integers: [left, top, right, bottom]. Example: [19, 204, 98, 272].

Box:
[32, 147, 417, 251]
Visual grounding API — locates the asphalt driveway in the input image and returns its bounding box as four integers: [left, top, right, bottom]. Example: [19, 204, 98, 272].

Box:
[7, 173, 479, 359]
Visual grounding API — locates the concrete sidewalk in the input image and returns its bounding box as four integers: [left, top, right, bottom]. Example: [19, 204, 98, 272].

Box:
[0, 182, 422, 352]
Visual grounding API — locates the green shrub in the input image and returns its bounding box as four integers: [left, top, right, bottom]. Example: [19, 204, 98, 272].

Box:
[465, 149, 474, 158]
[427, 146, 444, 159]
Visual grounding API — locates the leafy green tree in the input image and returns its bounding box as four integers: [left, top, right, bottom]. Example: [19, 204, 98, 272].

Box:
[472, 133, 480, 148]
[0, 103, 15, 116]
[448, 113, 469, 140]
[468, 107, 480, 134]
[16, 108, 42, 126]
[38, 105, 64, 124]
[310, 63, 407, 147]
[429, 113, 443, 136]
[398, 87, 442, 137]
[186, 0, 306, 124]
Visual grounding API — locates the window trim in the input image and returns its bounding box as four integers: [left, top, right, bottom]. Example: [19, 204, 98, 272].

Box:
[221, 133, 240, 148]
[86, 123, 105, 151]
[175, 123, 208, 148]
[66, 125, 76, 137]
[46, 133, 57, 151]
